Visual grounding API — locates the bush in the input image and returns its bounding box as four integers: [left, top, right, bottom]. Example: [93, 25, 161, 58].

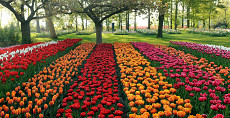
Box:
[114, 29, 129, 35]
[35, 32, 50, 38]
[136, 29, 157, 35]
[57, 29, 76, 36]
[35, 29, 76, 38]
[187, 28, 229, 37]
[0, 24, 21, 47]
[76, 30, 94, 35]
[164, 29, 182, 34]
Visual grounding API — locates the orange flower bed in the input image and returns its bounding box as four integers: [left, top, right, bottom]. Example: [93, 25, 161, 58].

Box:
[0, 43, 95, 117]
[113, 43, 198, 118]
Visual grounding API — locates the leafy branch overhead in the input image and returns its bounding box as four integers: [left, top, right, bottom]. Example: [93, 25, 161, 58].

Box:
[55, 0, 153, 24]
[0, 0, 50, 22]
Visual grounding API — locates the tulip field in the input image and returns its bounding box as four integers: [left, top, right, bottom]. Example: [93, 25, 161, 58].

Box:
[0, 39, 229, 118]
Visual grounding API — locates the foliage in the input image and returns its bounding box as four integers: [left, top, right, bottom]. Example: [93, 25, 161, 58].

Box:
[164, 29, 181, 34]
[213, 22, 229, 29]
[76, 30, 94, 35]
[114, 29, 129, 35]
[136, 29, 157, 35]
[187, 28, 229, 37]
[0, 24, 20, 47]
[35, 30, 76, 38]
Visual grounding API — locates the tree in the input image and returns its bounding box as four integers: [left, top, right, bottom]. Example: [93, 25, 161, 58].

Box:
[134, 9, 137, 31]
[35, 0, 41, 33]
[157, 0, 169, 38]
[45, 2, 57, 38]
[170, 0, 173, 29]
[75, 14, 78, 32]
[174, 0, 178, 30]
[126, 10, 130, 31]
[181, 0, 185, 28]
[0, 0, 49, 44]
[57, 0, 149, 44]
[147, 7, 151, 29]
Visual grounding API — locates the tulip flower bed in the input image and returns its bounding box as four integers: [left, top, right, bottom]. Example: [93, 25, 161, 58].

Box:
[150, 44, 230, 85]
[0, 43, 95, 118]
[56, 44, 125, 118]
[132, 42, 230, 118]
[114, 42, 198, 118]
[0, 39, 82, 97]
[170, 41, 230, 67]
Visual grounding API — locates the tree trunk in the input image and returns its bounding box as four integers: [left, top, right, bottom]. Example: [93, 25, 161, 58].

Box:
[170, 0, 173, 29]
[76, 17, 78, 32]
[225, 9, 227, 23]
[46, 20, 49, 32]
[209, 13, 211, 29]
[175, 0, 178, 30]
[106, 19, 110, 31]
[148, 8, 151, 29]
[86, 19, 87, 30]
[134, 10, 137, 31]
[187, 5, 190, 28]
[182, 1, 184, 28]
[119, 14, 121, 29]
[157, 13, 164, 38]
[95, 23, 102, 44]
[47, 17, 57, 38]
[120, 14, 123, 30]
[126, 11, 130, 31]
[167, 17, 169, 29]
[81, 17, 84, 30]
[36, 19, 41, 33]
[21, 21, 32, 44]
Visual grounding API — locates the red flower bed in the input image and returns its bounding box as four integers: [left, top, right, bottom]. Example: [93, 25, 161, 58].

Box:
[0, 39, 82, 84]
[56, 44, 124, 118]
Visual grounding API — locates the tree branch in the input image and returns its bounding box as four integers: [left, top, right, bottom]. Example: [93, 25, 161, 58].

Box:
[0, 0, 24, 22]
[100, 7, 129, 23]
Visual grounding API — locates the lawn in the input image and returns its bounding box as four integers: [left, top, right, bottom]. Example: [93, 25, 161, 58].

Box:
[35, 32, 230, 47]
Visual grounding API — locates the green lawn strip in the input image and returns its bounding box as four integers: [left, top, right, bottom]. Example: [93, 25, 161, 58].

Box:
[35, 32, 230, 47]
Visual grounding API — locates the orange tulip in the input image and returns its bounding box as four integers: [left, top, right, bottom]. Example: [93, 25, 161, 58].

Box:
[25, 112, 31, 118]
[177, 111, 186, 117]
[1, 111, 4, 117]
[39, 114, 44, 118]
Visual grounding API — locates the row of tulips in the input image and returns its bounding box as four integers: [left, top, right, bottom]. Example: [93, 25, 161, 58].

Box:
[0, 43, 95, 118]
[170, 41, 230, 67]
[132, 42, 229, 117]
[0, 39, 82, 83]
[0, 41, 59, 61]
[113, 42, 201, 118]
[56, 44, 124, 118]
[151, 44, 230, 85]
[0, 39, 82, 98]
[0, 42, 46, 56]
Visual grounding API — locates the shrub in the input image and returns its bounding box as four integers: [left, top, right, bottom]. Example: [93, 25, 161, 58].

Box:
[187, 28, 229, 37]
[114, 29, 129, 35]
[35, 32, 50, 38]
[57, 29, 76, 36]
[164, 29, 182, 34]
[136, 29, 157, 35]
[0, 24, 21, 47]
[76, 30, 94, 35]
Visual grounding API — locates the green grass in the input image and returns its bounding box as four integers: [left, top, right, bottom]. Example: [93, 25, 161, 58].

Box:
[35, 32, 230, 47]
